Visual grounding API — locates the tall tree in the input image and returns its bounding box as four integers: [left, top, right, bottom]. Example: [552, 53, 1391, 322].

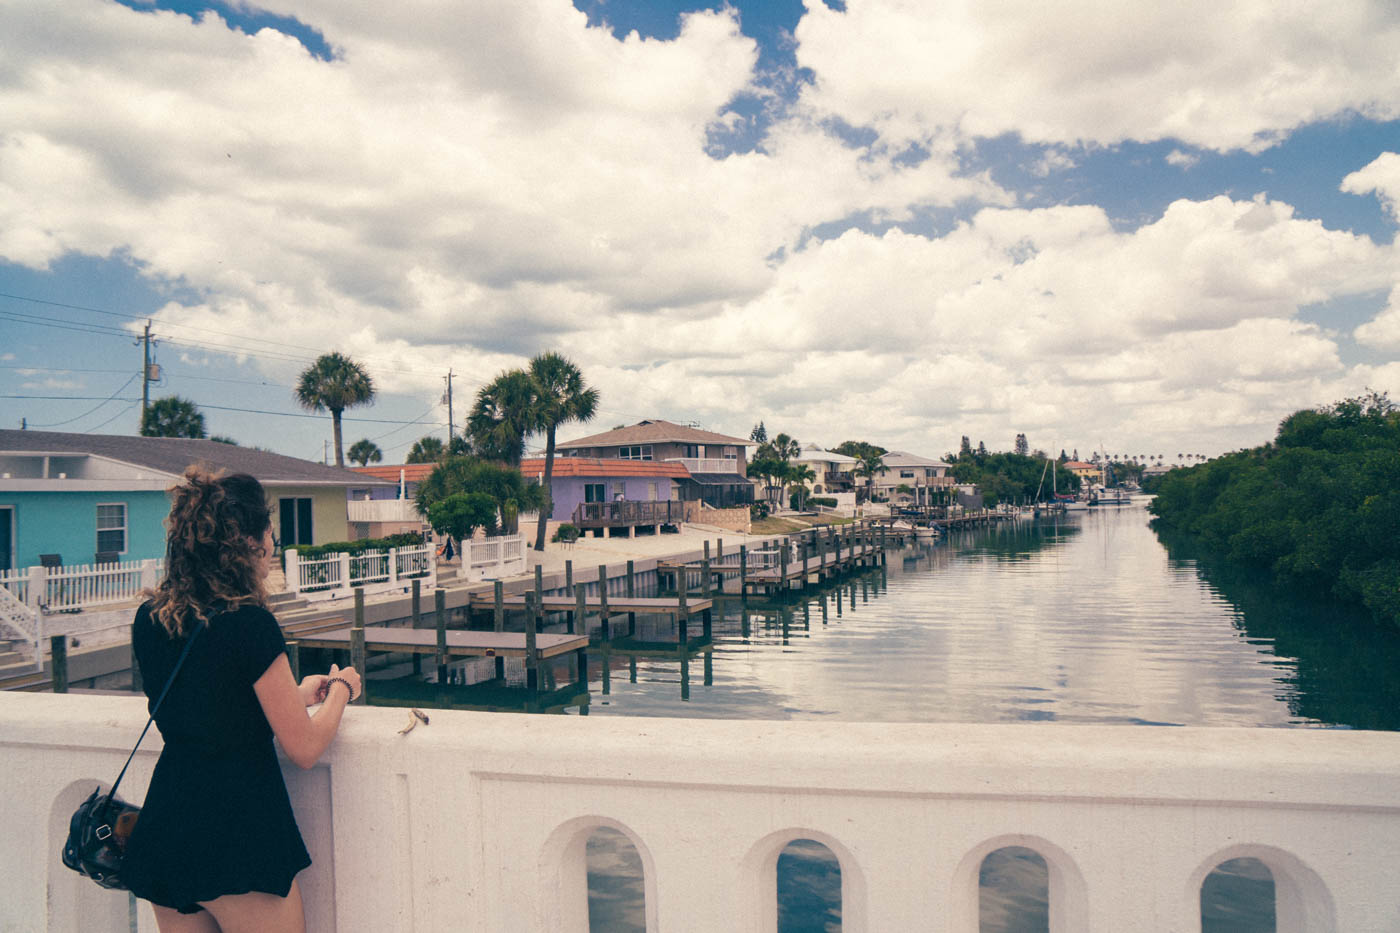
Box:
[750, 421, 768, 445]
[528, 352, 599, 551]
[466, 370, 539, 466]
[959, 435, 973, 458]
[406, 435, 446, 464]
[835, 440, 887, 503]
[140, 396, 206, 438]
[1014, 433, 1029, 456]
[347, 438, 383, 467]
[295, 352, 375, 467]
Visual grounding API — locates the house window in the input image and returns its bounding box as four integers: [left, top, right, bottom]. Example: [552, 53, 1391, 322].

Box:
[96, 503, 127, 555]
[618, 445, 653, 460]
[279, 497, 314, 547]
[722, 446, 738, 459]
[683, 444, 700, 458]
[612, 482, 626, 500]
[648, 482, 658, 501]
[584, 483, 605, 503]
[900, 470, 915, 478]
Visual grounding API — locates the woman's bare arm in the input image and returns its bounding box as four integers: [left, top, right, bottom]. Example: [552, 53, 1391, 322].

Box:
[253, 654, 354, 769]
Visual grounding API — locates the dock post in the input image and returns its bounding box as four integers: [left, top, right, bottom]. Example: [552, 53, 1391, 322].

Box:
[597, 564, 611, 641]
[527, 566, 542, 692]
[820, 592, 828, 625]
[739, 544, 748, 602]
[626, 559, 636, 635]
[435, 589, 448, 685]
[834, 525, 842, 569]
[351, 590, 367, 705]
[680, 652, 690, 701]
[701, 542, 712, 597]
[779, 536, 789, 591]
[575, 583, 588, 639]
[801, 532, 810, 585]
[51, 635, 67, 694]
[491, 582, 505, 678]
[410, 579, 422, 675]
[286, 641, 300, 681]
[565, 560, 574, 633]
[677, 578, 689, 644]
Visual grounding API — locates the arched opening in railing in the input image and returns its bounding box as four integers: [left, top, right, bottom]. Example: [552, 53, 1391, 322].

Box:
[539, 816, 657, 933]
[978, 845, 1048, 933]
[1190, 845, 1334, 933]
[777, 838, 842, 932]
[587, 825, 647, 933]
[949, 835, 1086, 932]
[1200, 857, 1275, 932]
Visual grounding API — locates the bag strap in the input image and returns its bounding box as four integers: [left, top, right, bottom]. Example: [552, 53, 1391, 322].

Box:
[104, 621, 203, 804]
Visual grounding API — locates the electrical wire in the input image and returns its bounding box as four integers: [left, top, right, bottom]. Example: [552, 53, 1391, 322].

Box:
[26, 374, 141, 427]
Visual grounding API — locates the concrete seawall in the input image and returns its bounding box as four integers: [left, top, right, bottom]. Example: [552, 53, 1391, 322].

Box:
[5, 692, 1398, 932]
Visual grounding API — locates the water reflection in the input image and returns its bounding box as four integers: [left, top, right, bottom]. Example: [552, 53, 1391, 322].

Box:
[587, 827, 646, 933]
[777, 839, 842, 933]
[979, 846, 1048, 933]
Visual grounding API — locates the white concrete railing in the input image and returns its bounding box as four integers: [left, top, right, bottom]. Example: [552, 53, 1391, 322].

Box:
[0, 558, 163, 614]
[346, 499, 423, 524]
[7, 693, 1399, 933]
[283, 546, 436, 602]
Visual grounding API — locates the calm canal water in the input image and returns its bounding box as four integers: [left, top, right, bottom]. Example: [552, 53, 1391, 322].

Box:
[566, 503, 1400, 932]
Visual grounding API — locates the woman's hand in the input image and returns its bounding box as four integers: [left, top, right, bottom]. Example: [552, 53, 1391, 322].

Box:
[326, 663, 363, 702]
[299, 673, 329, 707]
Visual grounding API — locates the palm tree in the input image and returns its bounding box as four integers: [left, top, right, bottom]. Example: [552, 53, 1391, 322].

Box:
[466, 370, 539, 466]
[853, 448, 886, 503]
[347, 438, 383, 467]
[527, 352, 599, 551]
[406, 435, 445, 464]
[787, 464, 816, 510]
[295, 353, 375, 467]
[141, 396, 206, 438]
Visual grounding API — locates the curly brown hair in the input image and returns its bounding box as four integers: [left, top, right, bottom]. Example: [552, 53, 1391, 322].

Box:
[148, 466, 272, 636]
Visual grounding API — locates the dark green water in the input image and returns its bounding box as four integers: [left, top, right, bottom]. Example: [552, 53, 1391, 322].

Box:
[396, 504, 1398, 930]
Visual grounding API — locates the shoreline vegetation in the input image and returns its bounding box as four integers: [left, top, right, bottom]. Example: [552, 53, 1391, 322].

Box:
[1147, 392, 1400, 631]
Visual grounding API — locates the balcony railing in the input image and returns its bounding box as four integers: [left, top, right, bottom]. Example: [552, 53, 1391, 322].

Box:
[346, 499, 423, 523]
[11, 695, 1400, 932]
[665, 457, 743, 474]
[573, 500, 688, 528]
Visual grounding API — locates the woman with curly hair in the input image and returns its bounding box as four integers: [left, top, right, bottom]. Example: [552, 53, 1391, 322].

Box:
[123, 467, 360, 932]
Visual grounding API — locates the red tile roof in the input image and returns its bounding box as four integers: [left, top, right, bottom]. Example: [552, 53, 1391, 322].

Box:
[519, 457, 690, 479]
[350, 463, 439, 483]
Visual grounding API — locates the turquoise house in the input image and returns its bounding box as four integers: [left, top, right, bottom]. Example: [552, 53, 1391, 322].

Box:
[0, 430, 391, 571]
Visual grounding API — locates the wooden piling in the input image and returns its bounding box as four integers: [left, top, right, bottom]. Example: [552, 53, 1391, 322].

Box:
[597, 564, 611, 641]
[739, 544, 748, 601]
[51, 635, 67, 694]
[626, 559, 637, 634]
[435, 589, 448, 685]
[527, 566, 542, 691]
[701, 542, 711, 597]
[350, 595, 367, 705]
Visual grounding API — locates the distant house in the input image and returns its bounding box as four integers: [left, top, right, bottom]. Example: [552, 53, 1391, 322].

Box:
[347, 463, 437, 538]
[795, 445, 858, 495]
[518, 457, 690, 536]
[1064, 460, 1105, 485]
[557, 420, 755, 510]
[0, 430, 391, 570]
[871, 450, 954, 505]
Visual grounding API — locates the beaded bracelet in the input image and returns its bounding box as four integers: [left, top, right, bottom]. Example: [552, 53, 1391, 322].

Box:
[326, 676, 357, 702]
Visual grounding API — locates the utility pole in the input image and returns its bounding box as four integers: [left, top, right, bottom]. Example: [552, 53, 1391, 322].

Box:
[138, 320, 154, 426]
[444, 369, 455, 441]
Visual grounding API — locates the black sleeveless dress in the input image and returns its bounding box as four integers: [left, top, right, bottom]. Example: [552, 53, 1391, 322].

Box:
[123, 602, 311, 913]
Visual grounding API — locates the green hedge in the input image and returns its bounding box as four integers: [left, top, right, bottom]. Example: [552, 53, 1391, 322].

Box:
[289, 531, 424, 561]
[809, 496, 838, 508]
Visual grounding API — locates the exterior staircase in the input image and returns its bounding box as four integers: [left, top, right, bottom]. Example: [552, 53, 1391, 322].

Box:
[0, 586, 38, 669]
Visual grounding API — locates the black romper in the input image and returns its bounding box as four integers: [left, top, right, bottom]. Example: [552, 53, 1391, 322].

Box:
[123, 602, 311, 913]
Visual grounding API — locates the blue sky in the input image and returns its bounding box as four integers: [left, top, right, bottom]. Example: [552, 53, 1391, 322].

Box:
[3, 0, 1398, 462]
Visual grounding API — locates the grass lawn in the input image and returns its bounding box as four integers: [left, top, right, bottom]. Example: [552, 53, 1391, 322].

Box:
[749, 514, 856, 535]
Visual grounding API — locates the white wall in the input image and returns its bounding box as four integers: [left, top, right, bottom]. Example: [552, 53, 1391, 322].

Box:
[5, 693, 1399, 932]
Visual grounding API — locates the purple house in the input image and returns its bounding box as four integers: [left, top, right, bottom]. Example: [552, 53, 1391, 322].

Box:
[520, 457, 690, 536]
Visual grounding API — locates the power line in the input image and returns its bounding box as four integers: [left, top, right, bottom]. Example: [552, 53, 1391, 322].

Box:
[27, 374, 140, 427]
[5, 394, 445, 426]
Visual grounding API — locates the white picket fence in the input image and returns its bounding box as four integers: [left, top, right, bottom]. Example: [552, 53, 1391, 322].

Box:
[463, 534, 527, 579]
[284, 545, 438, 602]
[0, 558, 162, 615]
